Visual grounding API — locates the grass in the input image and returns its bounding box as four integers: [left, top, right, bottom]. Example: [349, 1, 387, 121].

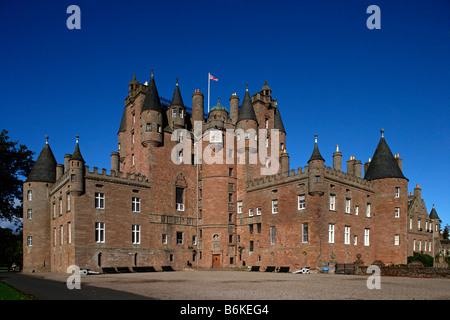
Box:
[0, 281, 33, 300]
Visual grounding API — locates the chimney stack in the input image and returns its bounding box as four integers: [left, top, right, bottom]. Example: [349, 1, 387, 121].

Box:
[333, 145, 342, 171]
[414, 184, 421, 199]
[394, 153, 403, 172]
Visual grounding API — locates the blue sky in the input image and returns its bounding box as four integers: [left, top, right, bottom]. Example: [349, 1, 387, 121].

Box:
[0, 0, 449, 229]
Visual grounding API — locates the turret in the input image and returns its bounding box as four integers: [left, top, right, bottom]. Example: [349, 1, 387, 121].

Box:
[140, 69, 163, 147]
[207, 98, 228, 130]
[191, 89, 204, 126]
[273, 105, 286, 153]
[26, 135, 57, 184]
[69, 136, 85, 196]
[307, 135, 325, 196]
[237, 84, 258, 154]
[229, 93, 239, 125]
[169, 78, 185, 129]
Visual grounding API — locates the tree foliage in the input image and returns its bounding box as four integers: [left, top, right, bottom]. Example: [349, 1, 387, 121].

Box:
[0, 130, 34, 225]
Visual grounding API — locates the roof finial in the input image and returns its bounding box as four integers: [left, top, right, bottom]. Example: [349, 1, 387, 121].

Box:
[246, 83, 248, 92]
[45, 135, 49, 144]
[217, 97, 220, 104]
[133, 74, 136, 81]
[380, 128, 384, 138]
[76, 135, 79, 144]
[176, 77, 178, 86]
[315, 134, 318, 144]
[151, 68, 154, 78]
[264, 80, 267, 86]
[336, 144, 339, 152]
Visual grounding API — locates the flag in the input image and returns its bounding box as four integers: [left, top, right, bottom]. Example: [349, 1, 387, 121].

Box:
[209, 74, 218, 81]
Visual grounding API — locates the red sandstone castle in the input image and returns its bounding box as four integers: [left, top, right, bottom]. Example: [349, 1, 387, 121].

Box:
[22, 71, 443, 273]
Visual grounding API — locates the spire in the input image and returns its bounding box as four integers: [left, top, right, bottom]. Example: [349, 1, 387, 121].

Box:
[70, 135, 85, 163]
[171, 77, 184, 107]
[118, 107, 127, 133]
[26, 136, 57, 183]
[364, 130, 407, 181]
[141, 68, 162, 112]
[308, 135, 325, 163]
[273, 106, 285, 133]
[237, 84, 257, 123]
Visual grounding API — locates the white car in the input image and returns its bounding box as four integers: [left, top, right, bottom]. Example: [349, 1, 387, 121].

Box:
[292, 267, 310, 274]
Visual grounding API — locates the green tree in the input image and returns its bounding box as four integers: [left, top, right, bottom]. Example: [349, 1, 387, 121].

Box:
[0, 130, 34, 227]
[443, 224, 449, 240]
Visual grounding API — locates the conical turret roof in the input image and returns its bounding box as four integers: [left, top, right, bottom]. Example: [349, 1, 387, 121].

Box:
[171, 78, 184, 107]
[429, 205, 441, 221]
[141, 69, 162, 112]
[118, 107, 127, 133]
[26, 136, 57, 183]
[70, 136, 85, 163]
[308, 135, 325, 163]
[364, 130, 406, 181]
[237, 85, 257, 123]
[273, 106, 285, 133]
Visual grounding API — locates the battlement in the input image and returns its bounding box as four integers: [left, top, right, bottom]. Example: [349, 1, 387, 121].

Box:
[247, 166, 308, 191]
[85, 166, 151, 187]
[324, 166, 374, 191]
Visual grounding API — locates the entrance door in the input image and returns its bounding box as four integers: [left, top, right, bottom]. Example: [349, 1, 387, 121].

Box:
[212, 254, 221, 268]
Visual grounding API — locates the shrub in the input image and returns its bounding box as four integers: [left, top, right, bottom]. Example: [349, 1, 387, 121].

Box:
[408, 252, 434, 267]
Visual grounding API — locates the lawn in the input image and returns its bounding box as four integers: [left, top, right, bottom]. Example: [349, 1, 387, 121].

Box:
[0, 281, 33, 300]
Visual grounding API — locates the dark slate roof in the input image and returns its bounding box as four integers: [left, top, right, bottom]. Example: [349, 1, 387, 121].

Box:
[429, 205, 440, 221]
[171, 78, 184, 107]
[118, 107, 127, 133]
[308, 135, 325, 163]
[364, 136, 407, 181]
[141, 70, 162, 113]
[237, 87, 257, 123]
[26, 140, 57, 183]
[273, 106, 285, 133]
[70, 137, 85, 163]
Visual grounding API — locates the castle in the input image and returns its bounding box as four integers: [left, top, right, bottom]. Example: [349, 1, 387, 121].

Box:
[22, 70, 444, 273]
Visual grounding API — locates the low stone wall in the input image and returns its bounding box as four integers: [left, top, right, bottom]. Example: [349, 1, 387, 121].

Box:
[355, 262, 450, 278]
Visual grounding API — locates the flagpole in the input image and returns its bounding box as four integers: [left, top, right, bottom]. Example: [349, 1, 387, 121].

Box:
[207, 72, 210, 113]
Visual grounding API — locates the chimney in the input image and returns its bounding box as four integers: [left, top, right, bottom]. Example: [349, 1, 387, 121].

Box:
[64, 154, 72, 173]
[229, 93, 239, 125]
[56, 164, 64, 180]
[347, 155, 355, 175]
[414, 184, 421, 199]
[354, 159, 362, 178]
[333, 145, 342, 171]
[364, 158, 371, 176]
[191, 90, 204, 125]
[280, 152, 290, 176]
[111, 152, 120, 173]
[395, 153, 403, 172]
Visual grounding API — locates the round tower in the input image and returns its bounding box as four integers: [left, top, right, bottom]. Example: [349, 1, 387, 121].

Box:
[229, 93, 239, 125]
[207, 97, 228, 130]
[191, 90, 204, 126]
[140, 69, 163, 147]
[307, 135, 325, 196]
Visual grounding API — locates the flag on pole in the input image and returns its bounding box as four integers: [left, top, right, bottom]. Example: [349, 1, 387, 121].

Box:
[209, 74, 218, 81]
[208, 72, 218, 113]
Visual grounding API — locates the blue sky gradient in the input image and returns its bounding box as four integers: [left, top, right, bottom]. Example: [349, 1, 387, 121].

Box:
[0, 0, 449, 229]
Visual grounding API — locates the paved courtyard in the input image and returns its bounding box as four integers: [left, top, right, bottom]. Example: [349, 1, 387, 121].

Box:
[10, 270, 450, 300]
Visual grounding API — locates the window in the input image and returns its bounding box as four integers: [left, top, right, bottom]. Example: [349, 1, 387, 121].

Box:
[162, 234, 168, 244]
[27, 236, 32, 247]
[71, 174, 76, 181]
[52, 202, 56, 218]
[176, 232, 183, 245]
[180, 109, 184, 119]
[302, 223, 309, 243]
[95, 193, 105, 209]
[132, 154, 135, 166]
[394, 235, 399, 246]
[146, 123, 152, 131]
[27, 209, 32, 219]
[157, 125, 162, 133]
[345, 199, 351, 214]
[354, 235, 358, 245]
[60, 225, 64, 245]
[329, 195, 336, 211]
[237, 201, 242, 213]
[249, 224, 254, 234]
[59, 198, 63, 216]
[249, 208, 254, 217]
[67, 222, 71, 244]
[298, 195, 305, 210]
[344, 226, 351, 245]
[270, 226, 276, 245]
[192, 235, 197, 245]
[395, 187, 400, 198]
[245, 132, 250, 140]
[366, 203, 371, 217]
[409, 218, 412, 229]
[132, 197, 140, 212]
[67, 193, 71, 211]
[95, 222, 105, 243]
[257, 223, 261, 233]
[229, 235, 233, 243]
[172, 108, 177, 118]
[364, 228, 370, 246]
[355, 206, 359, 216]
[229, 168, 233, 177]
[394, 207, 400, 218]
[132, 225, 140, 244]
[272, 200, 278, 214]
[249, 240, 254, 252]
[418, 219, 421, 231]
[413, 239, 416, 251]
[328, 224, 335, 243]
[132, 132, 135, 144]
[315, 176, 321, 183]
[176, 188, 184, 211]
[257, 207, 262, 216]
[27, 190, 32, 201]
